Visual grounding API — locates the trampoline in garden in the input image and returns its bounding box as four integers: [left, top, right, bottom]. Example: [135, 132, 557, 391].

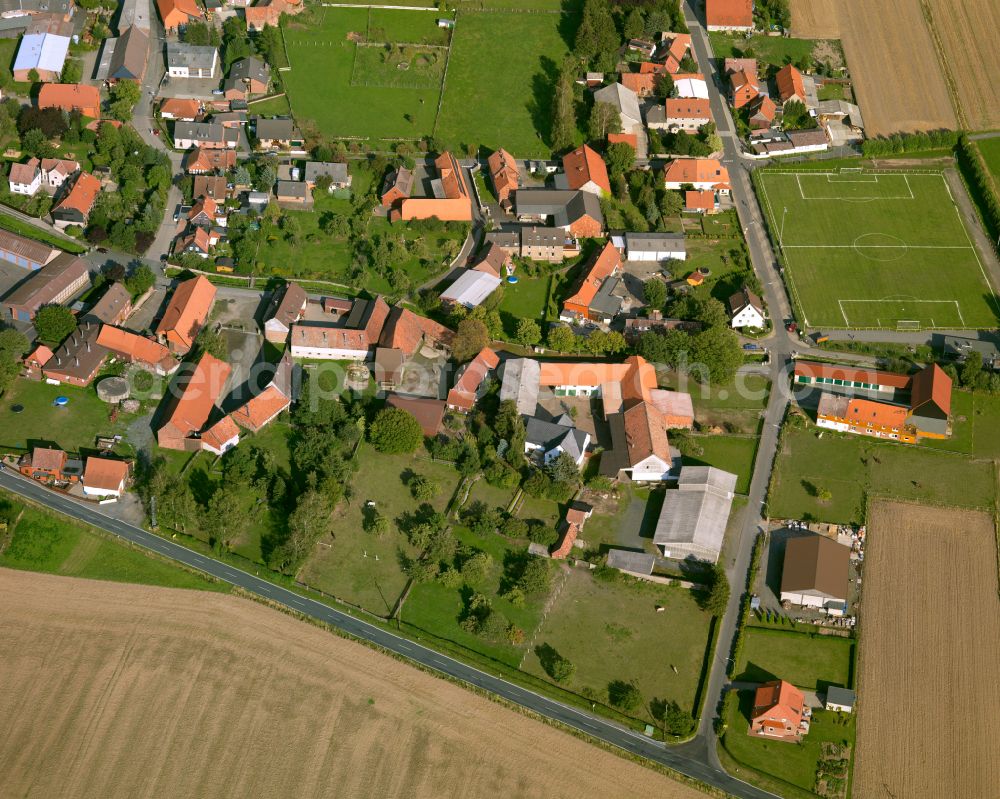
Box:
[53, 396, 69, 407]
[507, 275, 519, 284]
[11, 404, 23, 413]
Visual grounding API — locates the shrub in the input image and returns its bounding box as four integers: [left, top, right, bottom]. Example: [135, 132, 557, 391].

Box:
[369, 407, 423, 453]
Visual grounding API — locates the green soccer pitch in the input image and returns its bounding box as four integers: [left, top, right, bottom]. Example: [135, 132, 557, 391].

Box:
[757, 169, 1000, 329]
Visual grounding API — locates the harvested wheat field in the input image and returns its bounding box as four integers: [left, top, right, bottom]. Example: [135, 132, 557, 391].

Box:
[854, 501, 1000, 799]
[789, 0, 840, 38]
[922, 0, 1000, 131]
[834, 0, 957, 136]
[0, 569, 708, 799]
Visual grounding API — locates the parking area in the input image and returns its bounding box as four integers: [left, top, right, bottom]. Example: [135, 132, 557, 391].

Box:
[126, 286, 168, 335]
[212, 293, 267, 332]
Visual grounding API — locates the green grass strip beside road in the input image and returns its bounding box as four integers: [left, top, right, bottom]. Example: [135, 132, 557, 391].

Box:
[0, 212, 88, 254]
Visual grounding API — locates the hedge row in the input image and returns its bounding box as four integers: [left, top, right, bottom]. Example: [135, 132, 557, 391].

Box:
[726, 532, 766, 677]
[860, 130, 960, 158]
[956, 135, 1000, 249]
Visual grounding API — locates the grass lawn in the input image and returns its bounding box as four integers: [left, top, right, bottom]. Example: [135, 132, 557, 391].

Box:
[222, 422, 294, 563]
[679, 235, 755, 309]
[708, 33, 827, 68]
[769, 425, 996, 524]
[722, 694, 855, 796]
[0, 212, 87, 253]
[817, 82, 845, 101]
[296, 445, 462, 614]
[683, 434, 758, 494]
[972, 392, 1000, 459]
[734, 627, 854, 690]
[499, 273, 551, 332]
[252, 165, 468, 290]
[247, 94, 291, 116]
[522, 569, 715, 716]
[917, 388, 973, 454]
[436, 10, 579, 157]
[661, 371, 770, 434]
[282, 8, 441, 138]
[400, 524, 547, 668]
[0, 378, 139, 457]
[368, 7, 451, 45]
[0, 501, 228, 592]
[465, 477, 516, 512]
[757, 169, 999, 329]
[517, 493, 563, 527]
[975, 137, 1000, 184]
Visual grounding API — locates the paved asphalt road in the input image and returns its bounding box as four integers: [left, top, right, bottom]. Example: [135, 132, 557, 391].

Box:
[0, 468, 775, 799]
[672, 0, 796, 771]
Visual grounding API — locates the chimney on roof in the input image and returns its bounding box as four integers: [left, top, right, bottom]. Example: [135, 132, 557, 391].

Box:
[74, 357, 79, 366]
[86, 340, 91, 352]
[651, 309, 662, 320]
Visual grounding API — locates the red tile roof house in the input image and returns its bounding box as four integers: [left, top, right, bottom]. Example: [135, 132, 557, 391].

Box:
[18, 447, 83, 484]
[184, 147, 237, 175]
[230, 352, 294, 433]
[82, 456, 130, 499]
[263, 282, 308, 343]
[380, 166, 414, 210]
[157, 0, 203, 32]
[663, 158, 731, 193]
[51, 172, 101, 231]
[685, 189, 719, 214]
[557, 144, 611, 196]
[156, 353, 233, 451]
[728, 67, 760, 109]
[289, 296, 390, 360]
[560, 240, 622, 322]
[749, 680, 811, 742]
[97, 325, 179, 376]
[38, 83, 101, 119]
[380, 306, 454, 357]
[40, 158, 80, 190]
[775, 64, 808, 106]
[447, 347, 499, 412]
[706, 0, 753, 32]
[607, 131, 639, 150]
[160, 97, 202, 121]
[748, 95, 777, 130]
[22, 343, 53, 379]
[487, 147, 518, 210]
[659, 98, 712, 133]
[9, 158, 41, 196]
[552, 502, 593, 559]
[399, 152, 474, 222]
[385, 393, 446, 437]
[155, 275, 217, 355]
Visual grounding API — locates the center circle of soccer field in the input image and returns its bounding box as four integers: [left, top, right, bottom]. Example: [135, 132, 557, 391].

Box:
[852, 232, 908, 261]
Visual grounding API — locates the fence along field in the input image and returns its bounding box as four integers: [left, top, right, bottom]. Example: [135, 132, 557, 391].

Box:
[758, 168, 999, 329]
[0, 569, 710, 799]
[281, 8, 443, 139]
[853, 501, 1000, 798]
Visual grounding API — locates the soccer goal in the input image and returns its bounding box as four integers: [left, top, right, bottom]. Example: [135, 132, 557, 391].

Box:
[839, 167, 864, 174]
[897, 320, 922, 331]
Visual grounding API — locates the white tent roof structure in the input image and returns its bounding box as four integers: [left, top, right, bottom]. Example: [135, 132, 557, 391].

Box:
[674, 77, 709, 99]
[14, 32, 70, 75]
[440, 269, 502, 308]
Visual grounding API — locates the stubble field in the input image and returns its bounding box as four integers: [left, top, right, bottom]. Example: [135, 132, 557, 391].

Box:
[853, 501, 1000, 798]
[0, 568, 709, 799]
[921, 0, 1000, 131]
[835, 0, 956, 136]
[788, 0, 840, 38]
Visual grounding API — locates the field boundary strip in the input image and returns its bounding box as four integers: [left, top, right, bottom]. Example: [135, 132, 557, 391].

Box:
[837, 298, 964, 328]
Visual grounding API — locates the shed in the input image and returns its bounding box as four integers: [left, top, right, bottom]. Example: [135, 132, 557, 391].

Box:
[780, 534, 851, 609]
[825, 686, 856, 713]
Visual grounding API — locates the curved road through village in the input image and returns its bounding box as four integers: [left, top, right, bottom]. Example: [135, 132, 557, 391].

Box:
[0, 467, 775, 799]
[0, 2, 879, 796]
